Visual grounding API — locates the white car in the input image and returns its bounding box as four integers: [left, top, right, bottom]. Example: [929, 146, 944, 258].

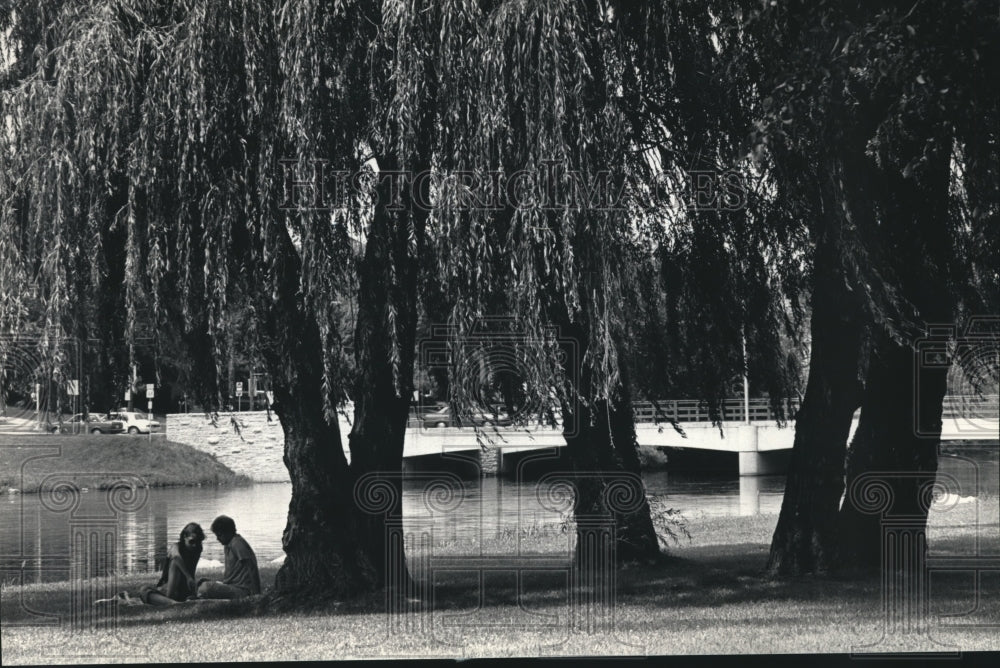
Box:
[111, 410, 161, 435]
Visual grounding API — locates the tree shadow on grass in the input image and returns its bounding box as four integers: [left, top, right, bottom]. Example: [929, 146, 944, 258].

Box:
[5, 537, 994, 632]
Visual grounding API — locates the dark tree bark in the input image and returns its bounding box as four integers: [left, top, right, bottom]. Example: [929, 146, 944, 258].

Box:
[603, 367, 662, 562]
[264, 229, 378, 602]
[93, 181, 130, 413]
[272, 382, 376, 599]
[837, 334, 948, 573]
[766, 156, 869, 576]
[765, 241, 865, 575]
[348, 147, 430, 595]
[558, 322, 661, 565]
[838, 130, 954, 574]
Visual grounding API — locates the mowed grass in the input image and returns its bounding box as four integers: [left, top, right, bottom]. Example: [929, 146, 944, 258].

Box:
[3, 509, 999, 661]
[0, 434, 250, 492]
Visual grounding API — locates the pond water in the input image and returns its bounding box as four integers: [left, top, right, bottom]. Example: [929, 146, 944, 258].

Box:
[1, 447, 995, 584]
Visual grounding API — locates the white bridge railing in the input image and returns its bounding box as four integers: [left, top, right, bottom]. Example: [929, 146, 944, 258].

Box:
[407, 395, 997, 428]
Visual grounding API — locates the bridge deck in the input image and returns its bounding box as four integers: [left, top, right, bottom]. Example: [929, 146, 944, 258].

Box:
[391, 417, 998, 459]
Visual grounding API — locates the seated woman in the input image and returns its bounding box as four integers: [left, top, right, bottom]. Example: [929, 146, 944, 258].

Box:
[138, 522, 205, 606]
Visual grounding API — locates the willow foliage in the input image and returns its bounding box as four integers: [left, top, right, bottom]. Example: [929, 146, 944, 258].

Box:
[1, 1, 152, 405]
[425, 0, 809, 420]
[741, 0, 1000, 339]
[426, 1, 644, 415]
[1, 1, 381, 417]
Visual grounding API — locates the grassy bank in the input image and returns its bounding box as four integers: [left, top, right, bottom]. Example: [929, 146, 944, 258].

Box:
[0, 435, 251, 493]
[3, 509, 998, 661]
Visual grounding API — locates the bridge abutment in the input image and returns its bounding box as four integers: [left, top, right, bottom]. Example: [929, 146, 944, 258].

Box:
[480, 448, 501, 476]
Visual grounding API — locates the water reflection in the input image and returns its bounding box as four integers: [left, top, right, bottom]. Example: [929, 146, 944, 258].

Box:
[740, 475, 761, 516]
[1, 447, 995, 585]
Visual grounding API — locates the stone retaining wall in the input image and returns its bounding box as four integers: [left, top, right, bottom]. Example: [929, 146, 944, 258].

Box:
[166, 412, 289, 482]
[167, 412, 520, 481]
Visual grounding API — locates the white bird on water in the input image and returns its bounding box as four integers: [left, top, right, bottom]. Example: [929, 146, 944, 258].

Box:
[933, 492, 976, 505]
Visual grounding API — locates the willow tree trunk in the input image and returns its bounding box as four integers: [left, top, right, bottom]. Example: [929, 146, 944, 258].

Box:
[605, 377, 661, 561]
[838, 130, 954, 574]
[348, 118, 433, 592]
[95, 181, 129, 413]
[272, 383, 376, 599]
[266, 228, 379, 602]
[837, 335, 947, 573]
[765, 261, 864, 574]
[766, 164, 867, 575]
[558, 323, 661, 565]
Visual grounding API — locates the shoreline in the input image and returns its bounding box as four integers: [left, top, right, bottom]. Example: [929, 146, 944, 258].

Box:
[3, 501, 996, 590]
[0, 435, 251, 494]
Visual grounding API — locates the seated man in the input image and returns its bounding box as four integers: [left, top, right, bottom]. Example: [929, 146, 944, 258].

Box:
[139, 522, 205, 606]
[196, 515, 261, 599]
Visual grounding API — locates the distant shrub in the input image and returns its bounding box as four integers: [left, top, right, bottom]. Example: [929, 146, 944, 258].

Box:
[648, 495, 692, 548]
[638, 445, 670, 470]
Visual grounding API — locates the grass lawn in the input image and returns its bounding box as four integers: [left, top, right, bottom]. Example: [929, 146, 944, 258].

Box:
[3, 505, 998, 662]
[0, 434, 250, 493]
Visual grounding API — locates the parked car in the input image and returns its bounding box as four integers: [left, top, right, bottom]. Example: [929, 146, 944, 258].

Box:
[420, 405, 511, 428]
[69, 413, 125, 435]
[42, 418, 68, 434]
[110, 410, 161, 435]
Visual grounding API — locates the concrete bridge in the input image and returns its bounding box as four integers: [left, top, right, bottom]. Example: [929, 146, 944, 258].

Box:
[397, 421, 789, 476]
[160, 395, 997, 481]
[366, 395, 1000, 476]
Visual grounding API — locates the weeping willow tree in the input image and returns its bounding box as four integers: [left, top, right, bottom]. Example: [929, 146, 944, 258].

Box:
[279, 0, 456, 597]
[0, 0, 451, 601]
[423, 0, 663, 562]
[614, 0, 808, 422]
[736, 0, 1000, 574]
[829, 0, 1000, 574]
[429, 0, 807, 562]
[0, 0, 153, 425]
[586, 0, 997, 576]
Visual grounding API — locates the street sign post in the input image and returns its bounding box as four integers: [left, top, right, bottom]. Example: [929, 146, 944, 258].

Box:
[67, 379, 80, 429]
[236, 382, 243, 412]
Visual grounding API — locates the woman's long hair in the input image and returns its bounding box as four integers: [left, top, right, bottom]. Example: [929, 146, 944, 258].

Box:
[178, 522, 205, 574]
[158, 522, 205, 588]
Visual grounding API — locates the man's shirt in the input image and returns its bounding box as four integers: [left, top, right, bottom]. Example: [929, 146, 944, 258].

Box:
[221, 533, 261, 594]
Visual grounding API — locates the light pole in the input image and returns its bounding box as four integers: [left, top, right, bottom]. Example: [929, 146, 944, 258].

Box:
[742, 326, 750, 424]
[127, 363, 136, 412]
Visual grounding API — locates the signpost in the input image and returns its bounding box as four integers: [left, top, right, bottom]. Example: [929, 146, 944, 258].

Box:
[34, 382, 41, 431]
[68, 379, 80, 431]
[236, 382, 243, 412]
[145, 384, 154, 418]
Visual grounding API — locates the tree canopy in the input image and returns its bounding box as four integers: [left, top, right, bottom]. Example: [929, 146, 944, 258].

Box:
[2, 0, 998, 596]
